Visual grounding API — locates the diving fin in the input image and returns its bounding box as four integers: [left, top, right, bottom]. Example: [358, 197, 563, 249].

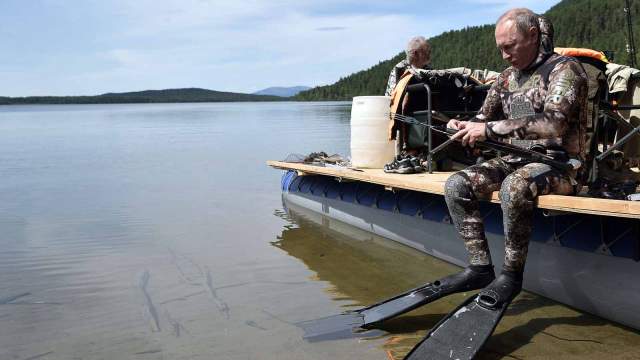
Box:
[403, 272, 522, 360]
[298, 267, 495, 341]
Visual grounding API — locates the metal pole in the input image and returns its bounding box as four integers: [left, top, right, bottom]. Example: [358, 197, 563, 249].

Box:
[625, 0, 638, 68]
[596, 125, 640, 161]
[424, 83, 433, 173]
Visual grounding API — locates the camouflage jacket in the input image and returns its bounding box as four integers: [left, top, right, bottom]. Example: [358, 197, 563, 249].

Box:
[476, 53, 589, 161]
[385, 60, 431, 96]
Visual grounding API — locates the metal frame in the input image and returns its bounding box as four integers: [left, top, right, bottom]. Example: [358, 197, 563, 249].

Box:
[419, 82, 481, 173]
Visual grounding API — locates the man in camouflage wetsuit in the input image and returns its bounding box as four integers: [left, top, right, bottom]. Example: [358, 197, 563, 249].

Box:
[442, 8, 588, 302]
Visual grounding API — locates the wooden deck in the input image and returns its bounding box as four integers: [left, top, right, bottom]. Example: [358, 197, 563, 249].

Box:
[267, 160, 640, 219]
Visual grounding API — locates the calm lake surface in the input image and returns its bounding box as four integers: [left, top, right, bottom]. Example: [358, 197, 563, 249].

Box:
[0, 102, 638, 360]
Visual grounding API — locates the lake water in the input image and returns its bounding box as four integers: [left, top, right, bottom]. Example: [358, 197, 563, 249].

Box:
[0, 102, 638, 360]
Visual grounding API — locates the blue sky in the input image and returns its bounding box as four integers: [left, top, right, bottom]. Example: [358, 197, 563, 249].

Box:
[1, 0, 561, 96]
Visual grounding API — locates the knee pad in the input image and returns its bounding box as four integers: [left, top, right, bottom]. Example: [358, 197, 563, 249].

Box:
[499, 174, 533, 208]
[445, 173, 475, 201]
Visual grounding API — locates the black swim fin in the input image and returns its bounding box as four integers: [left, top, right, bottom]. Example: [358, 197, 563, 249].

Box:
[298, 267, 495, 341]
[403, 272, 522, 360]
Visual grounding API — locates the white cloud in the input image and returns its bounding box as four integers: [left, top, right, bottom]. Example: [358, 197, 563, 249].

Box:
[84, 8, 443, 93]
[103, 49, 146, 67]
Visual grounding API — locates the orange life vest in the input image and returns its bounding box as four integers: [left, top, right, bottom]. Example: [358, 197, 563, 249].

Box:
[554, 47, 609, 63]
[388, 70, 414, 140]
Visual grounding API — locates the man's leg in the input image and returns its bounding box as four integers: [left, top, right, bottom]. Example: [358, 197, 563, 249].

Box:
[444, 158, 512, 267]
[473, 163, 576, 309]
[499, 162, 575, 273]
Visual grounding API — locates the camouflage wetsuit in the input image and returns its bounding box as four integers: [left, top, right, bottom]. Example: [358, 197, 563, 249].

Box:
[444, 17, 588, 273]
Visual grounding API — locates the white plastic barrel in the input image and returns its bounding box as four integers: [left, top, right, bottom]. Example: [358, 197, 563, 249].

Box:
[350, 96, 395, 168]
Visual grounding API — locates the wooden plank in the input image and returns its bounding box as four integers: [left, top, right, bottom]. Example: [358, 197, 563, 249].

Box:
[267, 160, 640, 219]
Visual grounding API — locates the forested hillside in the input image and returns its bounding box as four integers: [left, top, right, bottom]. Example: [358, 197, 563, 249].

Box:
[296, 0, 640, 101]
[0, 88, 284, 105]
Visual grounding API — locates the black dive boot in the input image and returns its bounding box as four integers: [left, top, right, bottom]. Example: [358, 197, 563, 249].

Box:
[404, 269, 523, 360]
[298, 266, 495, 340]
[477, 270, 523, 309]
[429, 265, 496, 297]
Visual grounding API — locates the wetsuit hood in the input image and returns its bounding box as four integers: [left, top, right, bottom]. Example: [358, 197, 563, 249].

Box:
[522, 15, 555, 72]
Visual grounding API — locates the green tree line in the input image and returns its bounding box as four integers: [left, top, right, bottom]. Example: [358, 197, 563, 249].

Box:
[0, 88, 285, 105]
[295, 0, 640, 101]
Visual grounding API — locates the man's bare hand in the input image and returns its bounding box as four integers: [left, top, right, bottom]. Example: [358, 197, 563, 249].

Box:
[451, 121, 486, 147]
[447, 119, 463, 130]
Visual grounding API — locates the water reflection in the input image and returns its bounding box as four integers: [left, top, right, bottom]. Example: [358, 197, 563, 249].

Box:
[274, 197, 640, 359]
[273, 199, 464, 358]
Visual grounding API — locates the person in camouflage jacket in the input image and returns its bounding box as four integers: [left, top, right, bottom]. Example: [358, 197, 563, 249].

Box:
[442, 8, 588, 299]
[385, 36, 432, 96]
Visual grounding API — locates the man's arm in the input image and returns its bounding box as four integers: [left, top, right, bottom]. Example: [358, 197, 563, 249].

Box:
[446, 72, 506, 146]
[385, 60, 409, 96]
[474, 72, 507, 123]
[385, 67, 398, 96]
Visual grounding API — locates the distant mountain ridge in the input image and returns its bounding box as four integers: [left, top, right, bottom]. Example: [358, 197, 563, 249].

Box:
[253, 86, 311, 97]
[295, 0, 640, 101]
[0, 87, 285, 105]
